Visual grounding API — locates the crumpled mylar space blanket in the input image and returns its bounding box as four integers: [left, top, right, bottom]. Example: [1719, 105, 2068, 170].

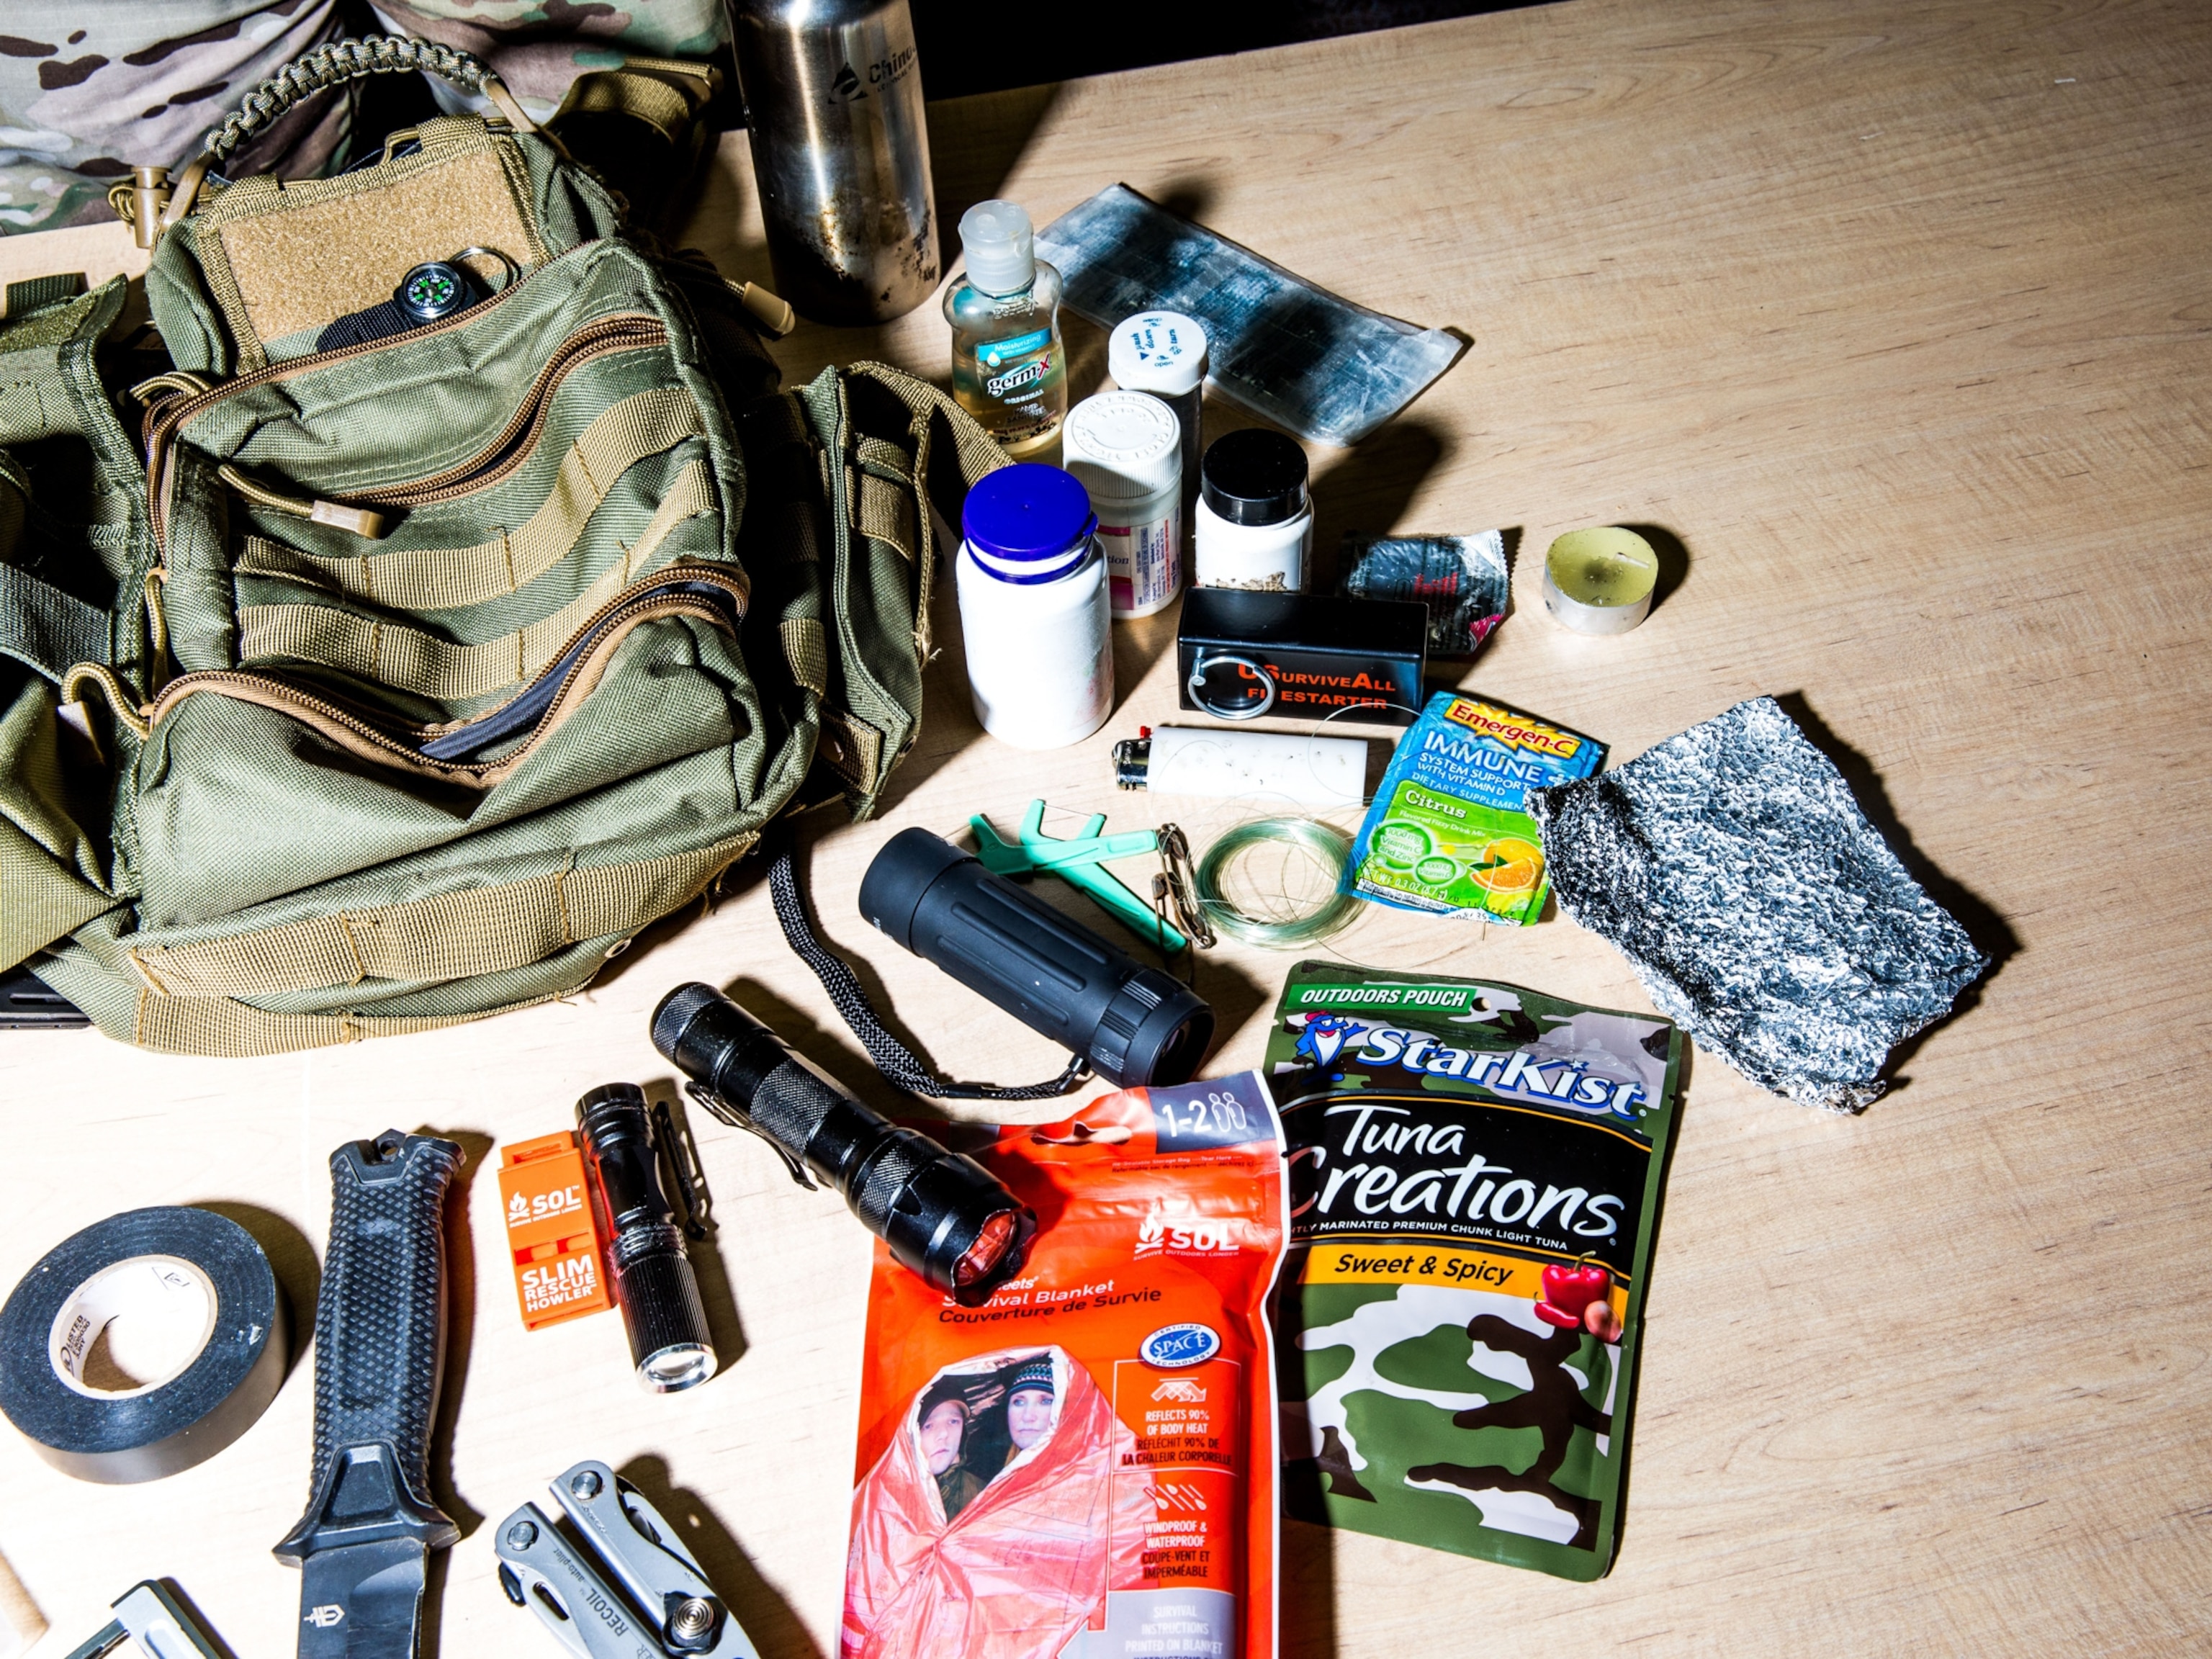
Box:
[1525, 697, 1987, 1112]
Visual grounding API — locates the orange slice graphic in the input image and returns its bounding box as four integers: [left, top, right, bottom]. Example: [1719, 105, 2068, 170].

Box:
[1469, 837, 1543, 894]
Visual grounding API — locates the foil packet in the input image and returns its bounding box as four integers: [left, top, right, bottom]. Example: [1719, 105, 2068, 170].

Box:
[1035, 184, 1463, 446]
[1267, 962, 1685, 1581]
[1526, 696, 1988, 1112]
[1339, 531, 1509, 658]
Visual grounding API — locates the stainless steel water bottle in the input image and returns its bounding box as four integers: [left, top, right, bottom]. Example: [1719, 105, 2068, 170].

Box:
[729, 0, 940, 325]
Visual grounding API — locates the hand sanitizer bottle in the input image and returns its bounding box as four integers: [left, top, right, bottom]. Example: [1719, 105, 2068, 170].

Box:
[945, 200, 1067, 460]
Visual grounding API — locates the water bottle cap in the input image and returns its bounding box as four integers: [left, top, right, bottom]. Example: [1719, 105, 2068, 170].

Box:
[959, 199, 1038, 295]
[1107, 311, 1208, 396]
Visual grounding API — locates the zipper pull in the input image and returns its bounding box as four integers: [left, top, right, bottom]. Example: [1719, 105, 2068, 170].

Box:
[217, 463, 387, 539]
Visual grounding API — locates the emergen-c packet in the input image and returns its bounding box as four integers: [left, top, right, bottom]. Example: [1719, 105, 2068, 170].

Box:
[1344, 691, 1603, 925]
[844, 1076, 1287, 1659]
[1265, 962, 1683, 1581]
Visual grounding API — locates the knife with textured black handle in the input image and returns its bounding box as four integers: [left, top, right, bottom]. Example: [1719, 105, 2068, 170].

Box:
[274, 1130, 464, 1659]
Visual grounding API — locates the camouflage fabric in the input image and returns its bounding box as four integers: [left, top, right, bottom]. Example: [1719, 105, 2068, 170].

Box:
[373, 2, 727, 122]
[0, 2, 352, 235]
[0, 1, 727, 236]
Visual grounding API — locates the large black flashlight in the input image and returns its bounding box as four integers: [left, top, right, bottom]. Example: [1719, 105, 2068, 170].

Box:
[575, 1083, 717, 1393]
[858, 828, 1215, 1089]
[652, 986, 1036, 1303]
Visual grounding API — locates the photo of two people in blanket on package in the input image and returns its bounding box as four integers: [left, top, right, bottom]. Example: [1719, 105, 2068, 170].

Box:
[890, 1351, 1081, 1528]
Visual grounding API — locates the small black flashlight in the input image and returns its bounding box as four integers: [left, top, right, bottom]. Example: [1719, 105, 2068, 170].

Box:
[858, 828, 1215, 1089]
[651, 986, 1035, 1303]
[575, 1083, 716, 1393]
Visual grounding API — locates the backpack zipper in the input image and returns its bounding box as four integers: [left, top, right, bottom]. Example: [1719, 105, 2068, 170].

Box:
[146, 565, 749, 783]
[366, 313, 669, 507]
[196, 314, 667, 543]
[140, 245, 667, 552]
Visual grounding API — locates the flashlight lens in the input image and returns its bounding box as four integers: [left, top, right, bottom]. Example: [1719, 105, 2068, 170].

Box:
[955, 1210, 1022, 1287]
[639, 1342, 716, 1393]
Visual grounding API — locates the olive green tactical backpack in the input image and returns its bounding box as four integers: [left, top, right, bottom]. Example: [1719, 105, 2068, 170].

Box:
[0, 40, 1003, 1055]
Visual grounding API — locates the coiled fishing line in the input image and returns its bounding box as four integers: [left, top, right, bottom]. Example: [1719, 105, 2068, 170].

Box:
[1194, 817, 1362, 948]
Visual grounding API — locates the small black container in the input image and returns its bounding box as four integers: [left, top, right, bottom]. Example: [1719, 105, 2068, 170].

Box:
[1175, 588, 1427, 727]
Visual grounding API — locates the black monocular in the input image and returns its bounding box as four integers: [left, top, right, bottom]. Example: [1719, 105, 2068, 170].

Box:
[652, 985, 1035, 1303]
[858, 828, 1215, 1089]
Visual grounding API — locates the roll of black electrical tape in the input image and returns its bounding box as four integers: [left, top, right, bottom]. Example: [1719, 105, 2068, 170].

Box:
[0, 1207, 287, 1483]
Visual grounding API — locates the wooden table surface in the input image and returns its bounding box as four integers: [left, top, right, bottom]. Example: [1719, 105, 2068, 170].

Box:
[3, 0, 2208, 1653]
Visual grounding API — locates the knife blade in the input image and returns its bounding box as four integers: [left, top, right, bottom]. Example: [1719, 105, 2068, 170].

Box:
[274, 1130, 463, 1659]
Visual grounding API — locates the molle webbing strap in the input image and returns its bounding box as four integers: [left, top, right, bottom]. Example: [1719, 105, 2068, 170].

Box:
[131, 986, 562, 1058]
[235, 389, 706, 610]
[853, 474, 916, 561]
[0, 562, 112, 678]
[850, 436, 919, 563]
[779, 618, 829, 697]
[235, 462, 715, 698]
[125, 830, 757, 999]
[2, 275, 88, 318]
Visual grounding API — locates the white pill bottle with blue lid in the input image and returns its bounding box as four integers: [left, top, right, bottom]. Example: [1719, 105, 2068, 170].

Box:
[956, 464, 1115, 749]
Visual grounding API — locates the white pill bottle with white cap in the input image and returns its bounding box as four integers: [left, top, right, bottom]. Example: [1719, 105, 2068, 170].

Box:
[1107, 311, 1208, 511]
[1062, 391, 1182, 619]
[955, 463, 1113, 748]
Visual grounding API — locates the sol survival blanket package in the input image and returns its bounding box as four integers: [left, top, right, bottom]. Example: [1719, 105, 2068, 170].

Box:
[844, 1076, 1288, 1659]
[1266, 962, 1683, 1581]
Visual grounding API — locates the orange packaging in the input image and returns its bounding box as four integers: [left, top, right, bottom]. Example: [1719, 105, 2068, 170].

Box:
[498, 1130, 611, 1330]
[843, 1074, 1287, 1659]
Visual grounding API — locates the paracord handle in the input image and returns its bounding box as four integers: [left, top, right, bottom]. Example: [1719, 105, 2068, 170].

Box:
[274, 1130, 462, 1563]
[202, 35, 523, 163]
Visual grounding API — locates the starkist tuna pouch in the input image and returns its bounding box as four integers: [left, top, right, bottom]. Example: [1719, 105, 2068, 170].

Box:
[845, 1075, 1287, 1659]
[1266, 963, 1683, 1581]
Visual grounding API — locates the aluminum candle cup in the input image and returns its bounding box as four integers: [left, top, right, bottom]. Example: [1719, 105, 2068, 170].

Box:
[1541, 527, 1660, 635]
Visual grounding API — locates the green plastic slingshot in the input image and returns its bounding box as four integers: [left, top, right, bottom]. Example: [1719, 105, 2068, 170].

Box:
[969, 799, 1189, 953]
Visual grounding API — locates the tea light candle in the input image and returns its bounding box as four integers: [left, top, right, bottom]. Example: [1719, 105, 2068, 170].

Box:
[1542, 526, 1660, 635]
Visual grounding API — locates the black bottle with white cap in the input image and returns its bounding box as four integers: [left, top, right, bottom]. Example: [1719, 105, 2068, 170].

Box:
[1193, 428, 1313, 593]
